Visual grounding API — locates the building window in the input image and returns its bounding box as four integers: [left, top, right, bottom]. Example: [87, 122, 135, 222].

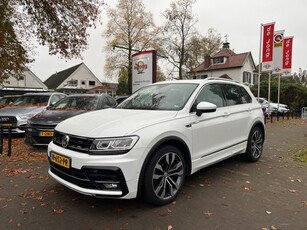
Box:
[212, 57, 224, 65]
[67, 79, 78, 87]
[81, 80, 86, 85]
[253, 74, 259, 85]
[89, 81, 95, 86]
[242, 71, 251, 84]
[193, 75, 208, 79]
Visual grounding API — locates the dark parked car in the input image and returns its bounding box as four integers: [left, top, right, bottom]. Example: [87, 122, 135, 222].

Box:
[115, 95, 129, 104]
[25, 94, 117, 146]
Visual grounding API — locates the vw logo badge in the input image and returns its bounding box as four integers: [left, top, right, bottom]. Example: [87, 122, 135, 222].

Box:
[62, 135, 70, 148]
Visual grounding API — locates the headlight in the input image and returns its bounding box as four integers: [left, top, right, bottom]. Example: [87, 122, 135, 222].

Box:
[90, 136, 139, 155]
[19, 114, 35, 120]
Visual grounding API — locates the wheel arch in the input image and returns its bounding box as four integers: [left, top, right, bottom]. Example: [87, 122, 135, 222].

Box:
[137, 136, 192, 198]
[251, 121, 265, 141]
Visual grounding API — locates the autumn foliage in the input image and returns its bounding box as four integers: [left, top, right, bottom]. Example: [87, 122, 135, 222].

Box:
[0, 0, 102, 84]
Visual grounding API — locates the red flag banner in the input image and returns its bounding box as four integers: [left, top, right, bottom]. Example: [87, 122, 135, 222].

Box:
[261, 22, 275, 72]
[282, 37, 293, 76]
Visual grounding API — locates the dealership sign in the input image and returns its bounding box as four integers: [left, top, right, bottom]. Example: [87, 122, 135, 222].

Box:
[132, 50, 157, 93]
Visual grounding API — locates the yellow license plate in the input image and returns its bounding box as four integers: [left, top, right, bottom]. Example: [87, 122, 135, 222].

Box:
[51, 152, 71, 169]
[39, 131, 54, 137]
[1, 124, 12, 127]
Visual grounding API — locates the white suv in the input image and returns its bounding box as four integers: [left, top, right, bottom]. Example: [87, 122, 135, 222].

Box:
[48, 79, 265, 205]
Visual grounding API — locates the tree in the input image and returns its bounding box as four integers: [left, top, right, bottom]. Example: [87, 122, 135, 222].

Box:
[186, 28, 222, 70]
[116, 67, 128, 95]
[161, 0, 198, 79]
[0, 0, 101, 84]
[103, 0, 161, 94]
[250, 73, 307, 111]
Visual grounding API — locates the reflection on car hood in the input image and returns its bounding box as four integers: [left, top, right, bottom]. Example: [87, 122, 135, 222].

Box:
[0, 106, 45, 116]
[55, 108, 178, 137]
[29, 109, 88, 125]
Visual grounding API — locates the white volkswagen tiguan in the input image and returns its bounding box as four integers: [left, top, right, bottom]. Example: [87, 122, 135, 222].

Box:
[47, 79, 265, 205]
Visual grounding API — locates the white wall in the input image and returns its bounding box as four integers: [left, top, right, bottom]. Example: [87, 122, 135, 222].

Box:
[57, 64, 102, 89]
[2, 69, 48, 90]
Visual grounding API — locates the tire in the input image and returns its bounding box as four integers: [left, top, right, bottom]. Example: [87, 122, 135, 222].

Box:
[243, 126, 264, 162]
[142, 145, 185, 205]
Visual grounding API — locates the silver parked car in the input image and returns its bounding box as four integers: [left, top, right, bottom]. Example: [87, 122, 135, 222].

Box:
[0, 92, 66, 133]
[257, 97, 289, 115]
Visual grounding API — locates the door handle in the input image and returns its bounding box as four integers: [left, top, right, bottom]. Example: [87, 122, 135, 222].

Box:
[223, 112, 230, 117]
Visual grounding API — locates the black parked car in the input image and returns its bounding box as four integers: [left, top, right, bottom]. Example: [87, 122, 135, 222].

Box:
[25, 94, 117, 146]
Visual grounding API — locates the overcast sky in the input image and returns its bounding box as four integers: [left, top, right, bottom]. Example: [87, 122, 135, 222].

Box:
[29, 0, 307, 82]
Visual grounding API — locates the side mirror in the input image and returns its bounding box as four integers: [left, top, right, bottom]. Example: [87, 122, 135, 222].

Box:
[196, 101, 217, 116]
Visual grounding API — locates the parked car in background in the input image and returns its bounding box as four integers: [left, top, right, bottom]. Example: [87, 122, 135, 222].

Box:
[0, 95, 21, 108]
[47, 79, 265, 205]
[26, 94, 117, 146]
[115, 95, 129, 104]
[0, 92, 66, 133]
[257, 97, 289, 115]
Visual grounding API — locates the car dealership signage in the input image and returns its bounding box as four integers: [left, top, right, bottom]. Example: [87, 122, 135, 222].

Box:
[132, 50, 157, 93]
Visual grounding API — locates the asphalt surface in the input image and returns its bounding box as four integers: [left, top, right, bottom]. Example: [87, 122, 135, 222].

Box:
[0, 119, 307, 230]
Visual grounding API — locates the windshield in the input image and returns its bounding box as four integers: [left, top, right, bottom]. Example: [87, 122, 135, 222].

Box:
[51, 96, 98, 110]
[13, 95, 49, 106]
[117, 83, 198, 110]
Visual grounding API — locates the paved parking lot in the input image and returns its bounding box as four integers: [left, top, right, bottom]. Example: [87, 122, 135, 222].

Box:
[1, 119, 307, 230]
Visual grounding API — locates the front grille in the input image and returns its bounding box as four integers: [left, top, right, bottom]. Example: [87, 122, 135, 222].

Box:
[0, 116, 17, 124]
[53, 131, 94, 153]
[31, 123, 56, 130]
[32, 136, 53, 145]
[49, 162, 128, 196]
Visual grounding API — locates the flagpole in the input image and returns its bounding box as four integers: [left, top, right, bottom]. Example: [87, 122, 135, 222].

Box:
[268, 71, 271, 117]
[258, 24, 263, 99]
[277, 73, 281, 113]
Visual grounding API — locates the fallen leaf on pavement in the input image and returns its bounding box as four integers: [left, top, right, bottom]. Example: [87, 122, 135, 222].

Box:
[203, 211, 214, 216]
[53, 208, 64, 214]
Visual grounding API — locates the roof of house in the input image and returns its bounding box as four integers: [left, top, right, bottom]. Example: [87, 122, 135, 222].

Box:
[190, 41, 258, 74]
[207, 52, 249, 71]
[212, 48, 236, 58]
[91, 85, 113, 90]
[191, 51, 252, 73]
[44, 63, 83, 89]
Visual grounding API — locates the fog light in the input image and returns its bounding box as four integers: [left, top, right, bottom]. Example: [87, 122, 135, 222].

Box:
[104, 183, 119, 189]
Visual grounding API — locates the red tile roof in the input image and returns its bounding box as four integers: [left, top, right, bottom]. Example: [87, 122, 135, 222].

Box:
[91, 85, 112, 90]
[208, 53, 248, 70]
[191, 51, 250, 73]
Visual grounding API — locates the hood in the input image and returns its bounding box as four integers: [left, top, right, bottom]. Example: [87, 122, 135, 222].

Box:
[269, 102, 287, 108]
[29, 109, 87, 125]
[55, 108, 178, 137]
[0, 106, 45, 116]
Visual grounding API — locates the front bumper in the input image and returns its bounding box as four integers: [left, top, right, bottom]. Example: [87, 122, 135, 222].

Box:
[25, 128, 54, 146]
[47, 141, 145, 199]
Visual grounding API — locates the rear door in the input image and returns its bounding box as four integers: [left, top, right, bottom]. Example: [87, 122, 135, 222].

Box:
[220, 83, 253, 145]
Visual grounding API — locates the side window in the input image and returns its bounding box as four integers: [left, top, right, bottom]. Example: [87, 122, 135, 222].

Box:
[106, 96, 117, 107]
[50, 95, 61, 105]
[222, 84, 252, 105]
[239, 87, 252, 104]
[191, 84, 224, 112]
[102, 97, 112, 107]
[222, 84, 243, 106]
